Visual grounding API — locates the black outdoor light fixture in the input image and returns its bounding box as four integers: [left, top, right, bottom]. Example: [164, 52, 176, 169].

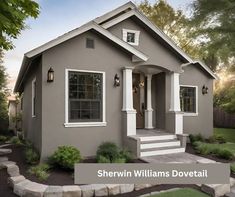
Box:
[47, 67, 54, 82]
[202, 85, 208, 95]
[114, 74, 120, 87]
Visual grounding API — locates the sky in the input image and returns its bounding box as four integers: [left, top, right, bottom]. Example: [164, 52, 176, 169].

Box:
[4, 0, 193, 92]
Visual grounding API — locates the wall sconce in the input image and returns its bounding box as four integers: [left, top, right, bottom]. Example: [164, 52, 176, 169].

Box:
[202, 85, 208, 95]
[139, 81, 144, 88]
[114, 74, 120, 87]
[47, 67, 54, 82]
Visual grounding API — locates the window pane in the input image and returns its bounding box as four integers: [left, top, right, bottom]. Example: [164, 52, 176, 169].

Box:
[127, 32, 135, 43]
[180, 87, 196, 113]
[68, 71, 103, 122]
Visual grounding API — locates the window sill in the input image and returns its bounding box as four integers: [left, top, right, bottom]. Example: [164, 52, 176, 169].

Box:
[183, 113, 198, 117]
[64, 122, 107, 128]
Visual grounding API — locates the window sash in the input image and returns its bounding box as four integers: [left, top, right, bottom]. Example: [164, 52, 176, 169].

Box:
[180, 87, 196, 113]
[68, 71, 103, 122]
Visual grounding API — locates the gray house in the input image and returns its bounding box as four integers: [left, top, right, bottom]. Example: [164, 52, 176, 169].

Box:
[14, 2, 217, 160]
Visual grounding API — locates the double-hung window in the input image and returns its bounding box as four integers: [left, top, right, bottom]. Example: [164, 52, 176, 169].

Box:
[180, 85, 198, 115]
[65, 70, 106, 127]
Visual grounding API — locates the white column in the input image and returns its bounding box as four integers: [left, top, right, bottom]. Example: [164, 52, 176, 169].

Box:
[169, 72, 183, 134]
[122, 67, 136, 136]
[169, 72, 181, 112]
[145, 74, 154, 129]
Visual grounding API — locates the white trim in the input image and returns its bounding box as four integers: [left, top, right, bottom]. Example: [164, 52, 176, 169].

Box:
[169, 72, 181, 112]
[180, 85, 199, 116]
[31, 77, 36, 118]
[65, 69, 106, 127]
[122, 29, 140, 46]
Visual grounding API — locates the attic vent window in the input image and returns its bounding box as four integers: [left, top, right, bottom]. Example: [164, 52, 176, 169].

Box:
[123, 29, 140, 46]
[86, 38, 94, 49]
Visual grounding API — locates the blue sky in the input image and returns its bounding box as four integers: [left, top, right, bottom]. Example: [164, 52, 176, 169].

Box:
[4, 0, 193, 91]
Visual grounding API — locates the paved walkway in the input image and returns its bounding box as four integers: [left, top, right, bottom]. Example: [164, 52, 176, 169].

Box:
[141, 152, 216, 163]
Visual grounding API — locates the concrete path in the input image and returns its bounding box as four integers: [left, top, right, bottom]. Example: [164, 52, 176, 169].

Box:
[141, 152, 216, 164]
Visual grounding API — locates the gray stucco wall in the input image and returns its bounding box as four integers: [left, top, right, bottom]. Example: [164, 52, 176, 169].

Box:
[40, 31, 133, 160]
[22, 58, 42, 152]
[179, 65, 214, 138]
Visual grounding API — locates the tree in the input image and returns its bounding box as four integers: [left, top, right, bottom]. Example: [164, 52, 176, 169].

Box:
[0, 0, 40, 50]
[138, 0, 201, 58]
[189, 0, 235, 70]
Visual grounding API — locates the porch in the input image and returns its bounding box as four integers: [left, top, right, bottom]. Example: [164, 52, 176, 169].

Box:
[122, 65, 187, 157]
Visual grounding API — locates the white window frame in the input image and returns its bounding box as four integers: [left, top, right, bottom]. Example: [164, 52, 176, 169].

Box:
[64, 69, 106, 127]
[122, 29, 140, 46]
[180, 85, 198, 116]
[32, 77, 36, 117]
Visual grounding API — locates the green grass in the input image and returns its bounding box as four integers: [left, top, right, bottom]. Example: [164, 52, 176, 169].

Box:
[150, 188, 209, 197]
[214, 128, 235, 143]
[201, 142, 235, 153]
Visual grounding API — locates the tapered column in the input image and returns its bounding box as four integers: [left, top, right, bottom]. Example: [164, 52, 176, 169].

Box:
[122, 67, 136, 136]
[169, 72, 183, 134]
[145, 74, 154, 129]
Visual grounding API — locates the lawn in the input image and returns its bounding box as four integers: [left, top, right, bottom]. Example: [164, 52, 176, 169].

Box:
[214, 128, 235, 143]
[150, 188, 209, 197]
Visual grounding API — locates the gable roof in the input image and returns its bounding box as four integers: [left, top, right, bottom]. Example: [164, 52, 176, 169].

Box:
[14, 1, 217, 92]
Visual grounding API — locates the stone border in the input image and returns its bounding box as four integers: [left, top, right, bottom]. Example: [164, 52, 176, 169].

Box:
[1, 151, 235, 197]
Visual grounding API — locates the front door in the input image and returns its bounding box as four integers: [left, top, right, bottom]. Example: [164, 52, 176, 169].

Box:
[133, 73, 144, 129]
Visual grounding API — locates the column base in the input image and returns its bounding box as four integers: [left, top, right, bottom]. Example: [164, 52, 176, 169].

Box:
[166, 111, 183, 134]
[123, 110, 137, 136]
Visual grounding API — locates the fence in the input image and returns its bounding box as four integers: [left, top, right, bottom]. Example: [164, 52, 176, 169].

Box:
[214, 107, 235, 128]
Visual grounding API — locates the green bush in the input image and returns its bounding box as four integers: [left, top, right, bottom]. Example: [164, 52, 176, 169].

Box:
[96, 142, 120, 163]
[215, 135, 226, 144]
[49, 146, 82, 170]
[113, 158, 126, 163]
[28, 163, 50, 181]
[97, 155, 111, 163]
[207, 136, 217, 143]
[189, 134, 204, 144]
[9, 136, 22, 145]
[231, 163, 235, 174]
[119, 148, 133, 162]
[0, 135, 7, 142]
[25, 148, 40, 165]
[217, 149, 234, 160]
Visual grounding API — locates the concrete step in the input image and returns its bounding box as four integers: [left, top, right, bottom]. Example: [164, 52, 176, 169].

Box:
[140, 139, 181, 150]
[140, 146, 185, 157]
[0, 148, 12, 155]
[139, 134, 177, 142]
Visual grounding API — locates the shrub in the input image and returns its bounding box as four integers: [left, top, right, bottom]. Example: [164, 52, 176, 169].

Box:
[189, 134, 205, 144]
[113, 158, 126, 163]
[25, 148, 40, 165]
[49, 146, 82, 170]
[28, 163, 50, 181]
[215, 135, 226, 144]
[96, 142, 120, 163]
[207, 136, 217, 143]
[231, 163, 235, 174]
[9, 136, 22, 145]
[97, 155, 110, 163]
[0, 135, 7, 142]
[119, 148, 133, 162]
[217, 149, 234, 160]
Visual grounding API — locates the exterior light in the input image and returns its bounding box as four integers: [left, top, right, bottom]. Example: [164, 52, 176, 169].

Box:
[202, 85, 208, 95]
[114, 74, 120, 87]
[139, 81, 144, 88]
[47, 67, 54, 82]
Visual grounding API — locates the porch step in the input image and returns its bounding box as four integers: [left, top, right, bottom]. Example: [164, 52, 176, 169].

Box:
[140, 146, 185, 157]
[140, 139, 181, 150]
[139, 134, 177, 142]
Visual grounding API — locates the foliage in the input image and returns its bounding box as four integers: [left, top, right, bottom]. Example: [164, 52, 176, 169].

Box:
[96, 142, 120, 163]
[96, 142, 133, 163]
[0, 135, 7, 142]
[0, 0, 40, 50]
[49, 146, 82, 170]
[138, 0, 200, 59]
[28, 163, 50, 181]
[193, 141, 234, 160]
[189, 134, 205, 144]
[189, 0, 235, 69]
[9, 136, 22, 145]
[231, 163, 235, 174]
[215, 135, 226, 144]
[25, 148, 40, 165]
